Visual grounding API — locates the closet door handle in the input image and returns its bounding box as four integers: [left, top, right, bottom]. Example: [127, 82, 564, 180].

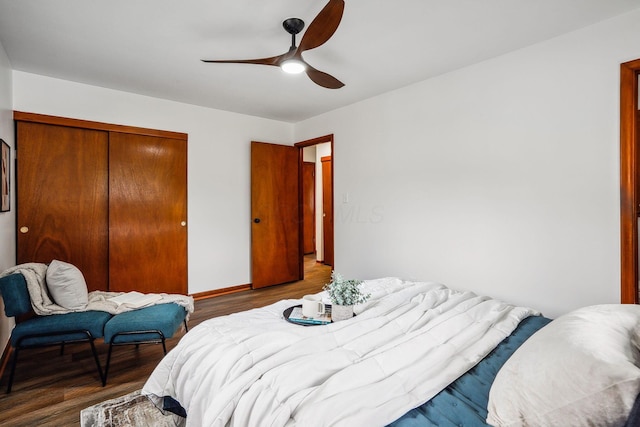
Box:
[253, 218, 261, 224]
[20, 226, 29, 234]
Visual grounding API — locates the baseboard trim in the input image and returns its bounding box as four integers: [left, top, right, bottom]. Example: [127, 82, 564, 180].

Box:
[191, 284, 252, 301]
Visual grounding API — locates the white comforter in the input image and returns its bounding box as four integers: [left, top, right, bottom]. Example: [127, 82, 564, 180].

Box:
[143, 278, 538, 427]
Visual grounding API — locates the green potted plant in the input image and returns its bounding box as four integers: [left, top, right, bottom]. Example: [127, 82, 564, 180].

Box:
[323, 271, 370, 321]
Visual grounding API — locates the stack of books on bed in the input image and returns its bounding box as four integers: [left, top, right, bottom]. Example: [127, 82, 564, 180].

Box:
[288, 306, 332, 325]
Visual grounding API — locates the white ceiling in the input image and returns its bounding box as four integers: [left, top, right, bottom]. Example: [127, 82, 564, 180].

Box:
[0, 0, 639, 123]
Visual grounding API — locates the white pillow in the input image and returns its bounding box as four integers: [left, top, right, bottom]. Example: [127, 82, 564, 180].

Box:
[46, 260, 89, 310]
[487, 304, 640, 427]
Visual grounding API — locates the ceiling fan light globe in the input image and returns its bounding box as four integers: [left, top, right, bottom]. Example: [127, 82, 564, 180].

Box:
[281, 60, 306, 74]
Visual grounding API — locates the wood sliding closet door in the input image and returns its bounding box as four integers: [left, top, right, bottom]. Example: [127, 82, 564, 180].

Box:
[15, 112, 188, 295]
[108, 132, 187, 294]
[16, 122, 109, 291]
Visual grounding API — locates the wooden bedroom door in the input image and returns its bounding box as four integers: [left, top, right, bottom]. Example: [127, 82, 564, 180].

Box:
[108, 132, 188, 294]
[16, 121, 110, 291]
[251, 141, 301, 288]
[302, 162, 316, 254]
[321, 156, 334, 266]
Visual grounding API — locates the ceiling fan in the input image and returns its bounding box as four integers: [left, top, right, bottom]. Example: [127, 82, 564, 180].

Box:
[201, 0, 345, 89]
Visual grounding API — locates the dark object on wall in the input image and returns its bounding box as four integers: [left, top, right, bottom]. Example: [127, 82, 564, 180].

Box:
[1, 138, 8, 212]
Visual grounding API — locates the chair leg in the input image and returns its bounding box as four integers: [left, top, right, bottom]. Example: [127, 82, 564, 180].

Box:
[161, 338, 167, 355]
[104, 343, 113, 386]
[89, 339, 105, 387]
[60, 342, 65, 356]
[183, 319, 189, 332]
[6, 347, 20, 394]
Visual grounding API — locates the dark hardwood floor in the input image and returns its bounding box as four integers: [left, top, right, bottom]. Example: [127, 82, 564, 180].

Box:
[0, 256, 331, 426]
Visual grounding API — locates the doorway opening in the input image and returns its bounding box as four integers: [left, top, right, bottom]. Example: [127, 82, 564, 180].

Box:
[620, 58, 640, 304]
[296, 134, 334, 282]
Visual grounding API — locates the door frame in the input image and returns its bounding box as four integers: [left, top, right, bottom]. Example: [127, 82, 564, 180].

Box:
[302, 161, 316, 255]
[321, 155, 334, 266]
[295, 134, 334, 272]
[620, 59, 640, 304]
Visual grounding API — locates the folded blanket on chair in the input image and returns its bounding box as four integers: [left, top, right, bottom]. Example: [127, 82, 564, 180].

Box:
[0, 263, 194, 316]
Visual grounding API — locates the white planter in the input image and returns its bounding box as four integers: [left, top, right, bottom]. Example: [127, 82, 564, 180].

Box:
[331, 304, 354, 321]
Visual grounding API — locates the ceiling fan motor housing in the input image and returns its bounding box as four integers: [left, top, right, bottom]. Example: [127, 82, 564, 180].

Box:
[283, 18, 305, 35]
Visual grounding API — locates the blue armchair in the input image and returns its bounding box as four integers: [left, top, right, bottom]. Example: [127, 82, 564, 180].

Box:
[0, 273, 112, 392]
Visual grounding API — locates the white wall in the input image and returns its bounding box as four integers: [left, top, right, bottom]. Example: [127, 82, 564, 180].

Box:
[294, 9, 640, 318]
[0, 39, 15, 354]
[12, 72, 294, 294]
[302, 145, 316, 163]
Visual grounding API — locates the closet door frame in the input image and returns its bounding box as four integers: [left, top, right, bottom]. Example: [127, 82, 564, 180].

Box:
[14, 112, 187, 140]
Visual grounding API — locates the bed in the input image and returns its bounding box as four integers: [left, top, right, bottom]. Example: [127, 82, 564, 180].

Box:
[142, 277, 640, 426]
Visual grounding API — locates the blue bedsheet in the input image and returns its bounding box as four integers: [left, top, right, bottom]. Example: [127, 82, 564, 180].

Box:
[387, 316, 552, 427]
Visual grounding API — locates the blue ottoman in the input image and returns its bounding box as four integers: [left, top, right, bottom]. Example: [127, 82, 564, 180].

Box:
[103, 303, 188, 383]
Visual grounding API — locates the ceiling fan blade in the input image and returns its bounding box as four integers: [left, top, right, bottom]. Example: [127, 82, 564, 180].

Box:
[298, 0, 345, 52]
[201, 52, 287, 67]
[305, 64, 344, 89]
